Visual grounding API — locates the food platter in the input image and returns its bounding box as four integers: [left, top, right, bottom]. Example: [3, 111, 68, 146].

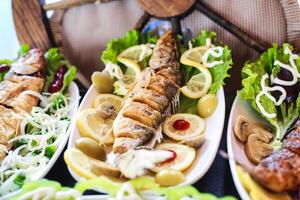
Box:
[227, 43, 300, 200]
[67, 84, 225, 186]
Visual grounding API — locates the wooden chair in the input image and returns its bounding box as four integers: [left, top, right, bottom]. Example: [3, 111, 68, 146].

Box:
[12, 0, 267, 88]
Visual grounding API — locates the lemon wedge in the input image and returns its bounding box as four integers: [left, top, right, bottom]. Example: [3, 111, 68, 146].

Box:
[92, 94, 123, 112]
[163, 113, 205, 141]
[180, 46, 209, 68]
[180, 65, 212, 99]
[117, 57, 141, 76]
[64, 148, 96, 179]
[77, 109, 114, 144]
[152, 143, 196, 172]
[118, 44, 154, 62]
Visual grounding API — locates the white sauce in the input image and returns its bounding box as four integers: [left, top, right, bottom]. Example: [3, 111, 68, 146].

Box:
[271, 60, 298, 86]
[256, 74, 286, 118]
[117, 149, 173, 179]
[201, 46, 224, 68]
[284, 46, 300, 78]
[255, 46, 300, 118]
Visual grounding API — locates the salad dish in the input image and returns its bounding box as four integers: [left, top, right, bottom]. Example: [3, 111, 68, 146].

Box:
[0, 46, 79, 197]
[8, 177, 237, 200]
[227, 44, 300, 200]
[67, 29, 232, 188]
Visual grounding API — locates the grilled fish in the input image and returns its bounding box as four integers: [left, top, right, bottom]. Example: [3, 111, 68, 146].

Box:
[113, 31, 182, 154]
[251, 121, 300, 192]
[0, 49, 46, 160]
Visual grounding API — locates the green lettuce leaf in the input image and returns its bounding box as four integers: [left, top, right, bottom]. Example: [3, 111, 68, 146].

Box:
[11, 179, 61, 200]
[44, 48, 77, 93]
[238, 44, 300, 148]
[18, 44, 30, 57]
[74, 177, 121, 196]
[59, 66, 77, 93]
[12, 177, 237, 200]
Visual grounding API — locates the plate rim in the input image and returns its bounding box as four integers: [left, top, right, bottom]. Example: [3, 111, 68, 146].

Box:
[227, 96, 250, 200]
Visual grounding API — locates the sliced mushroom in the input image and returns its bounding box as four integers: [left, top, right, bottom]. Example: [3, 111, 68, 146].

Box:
[245, 133, 273, 164]
[234, 115, 273, 143]
[90, 159, 121, 178]
[180, 134, 205, 148]
[234, 115, 252, 142]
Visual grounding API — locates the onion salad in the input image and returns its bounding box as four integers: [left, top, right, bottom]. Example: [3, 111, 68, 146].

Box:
[0, 92, 77, 195]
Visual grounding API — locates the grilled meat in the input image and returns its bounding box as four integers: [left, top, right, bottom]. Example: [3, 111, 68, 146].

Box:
[0, 49, 46, 160]
[112, 31, 182, 154]
[252, 124, 300, 192]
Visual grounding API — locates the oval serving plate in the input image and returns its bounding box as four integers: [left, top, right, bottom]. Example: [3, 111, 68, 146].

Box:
[227, 96, 269, 200]
[0, 82, 80, 200]
[67, 84, 225, 187]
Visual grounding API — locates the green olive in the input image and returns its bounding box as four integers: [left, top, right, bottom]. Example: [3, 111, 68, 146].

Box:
[75, 137, 107, 161]
[155, 169, 185, 186]
[197, 94, 218, 118]
[91, 71, 114, 93]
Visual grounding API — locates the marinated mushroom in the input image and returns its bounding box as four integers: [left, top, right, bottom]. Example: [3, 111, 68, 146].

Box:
[180, 134, 205, 148]
[234, 115, 272, 143]
[245, 129, 273, 164]
[234, 115, 251, 142]
[90, 159, 121, 178]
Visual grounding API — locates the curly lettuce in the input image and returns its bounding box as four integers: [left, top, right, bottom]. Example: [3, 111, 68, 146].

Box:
[239, 43, 300, 148]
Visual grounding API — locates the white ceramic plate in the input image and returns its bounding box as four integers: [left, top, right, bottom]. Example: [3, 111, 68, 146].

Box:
[0, 82, 80, 200]
[227, 96, 270, 200]
[67, 85, 226, 188]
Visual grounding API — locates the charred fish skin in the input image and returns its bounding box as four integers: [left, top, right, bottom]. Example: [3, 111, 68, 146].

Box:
[252, 124, 300, 192]
[0, 49, 46, 160]
[112, 31, 182, 154]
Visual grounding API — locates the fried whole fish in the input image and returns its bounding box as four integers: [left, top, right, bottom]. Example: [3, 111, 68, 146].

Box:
[251, 121, 300, 192]
[112, 31, 182, 154]
[0, 49, 46, 160]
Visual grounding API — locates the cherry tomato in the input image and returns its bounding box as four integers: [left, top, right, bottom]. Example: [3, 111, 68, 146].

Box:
[173, 119, 190, 130]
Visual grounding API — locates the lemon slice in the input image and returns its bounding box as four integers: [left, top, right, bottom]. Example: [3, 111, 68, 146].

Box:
[152, 143, 196, 172]
[64, 148, 96, 179]
[180, 46, 209, 68]
[163, 113, 205, 141]
[118, 44, 154, 62]
[117, 57, 141, 76]
[92, 94, 123, 112]
[77, 109, 114, 144]
[180, 65, 212, 99]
